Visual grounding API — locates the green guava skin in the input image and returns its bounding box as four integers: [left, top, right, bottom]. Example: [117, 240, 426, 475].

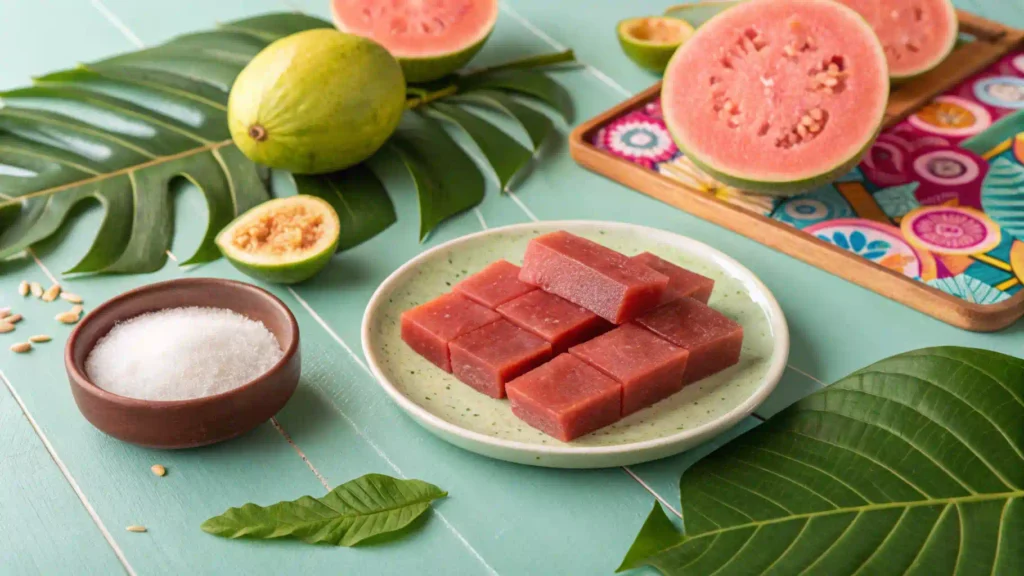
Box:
[399, 31, 493, 83]
[617, 18, 688, 74]
[216, 196, 341, 285]
[228, 29, 406, 175]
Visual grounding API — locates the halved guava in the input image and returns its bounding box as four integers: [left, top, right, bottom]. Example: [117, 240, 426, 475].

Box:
[662, 0, 889, 195]
[837, 0, 958, 81]
[617, 17, 694, 73]
[216, 195, 341, 285]
[331, 0, 499, 83]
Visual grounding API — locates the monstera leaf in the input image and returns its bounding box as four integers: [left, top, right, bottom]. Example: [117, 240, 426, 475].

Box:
[620, 347, 1024, 575]
[0, 13, 574, 274]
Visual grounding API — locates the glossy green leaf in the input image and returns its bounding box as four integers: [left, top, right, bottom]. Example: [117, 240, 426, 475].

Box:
[201, 474, 447, 547]
[620, 347, 1024, 575]
[459, 69, 574, 122]
[427, 101, 533, 190]
[390, 113, 486, 241]
[455, 91, 554, 150]
[291, 164, 396, 252]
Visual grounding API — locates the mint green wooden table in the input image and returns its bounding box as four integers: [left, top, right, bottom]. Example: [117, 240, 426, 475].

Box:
[2, 1, 1022, 574]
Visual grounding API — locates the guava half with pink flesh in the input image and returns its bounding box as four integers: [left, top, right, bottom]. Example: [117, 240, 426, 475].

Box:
[837, 0, 958, 81]
[332, 0, 499, 83]
[662, 0, 889, 195]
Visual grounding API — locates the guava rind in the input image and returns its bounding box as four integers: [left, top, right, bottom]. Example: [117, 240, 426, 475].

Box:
[399, 31, 493, 83]
[228, 29, 405, 175]
[617, 17, 692, 73]
[216, 196, 341, 285]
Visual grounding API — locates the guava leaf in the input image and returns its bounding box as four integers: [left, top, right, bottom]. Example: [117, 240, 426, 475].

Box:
[427, 101, 533, 190]
[455, 91, 555, 150]
[201, 473, 447, 547]
[390, 113, 486, 242]
[0, 12, 575, 273]
[459, 69, 574, 122]
[619, 346, 1024, 575]
[291, 164, 396, 252]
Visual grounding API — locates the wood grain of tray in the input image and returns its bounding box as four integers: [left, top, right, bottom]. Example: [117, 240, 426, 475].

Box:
[569, 10, 1024, 332]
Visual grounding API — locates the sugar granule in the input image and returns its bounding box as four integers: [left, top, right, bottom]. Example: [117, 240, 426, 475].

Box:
[85, 307, 284, 401]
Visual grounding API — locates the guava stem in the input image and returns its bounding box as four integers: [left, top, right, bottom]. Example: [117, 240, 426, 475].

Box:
[248, 125, 268, 141]
[461, 50, 578, 78]
[406, 85, 459, 109]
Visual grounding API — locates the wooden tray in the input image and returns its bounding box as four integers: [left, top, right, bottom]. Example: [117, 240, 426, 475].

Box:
[570, 10, 1024, 332]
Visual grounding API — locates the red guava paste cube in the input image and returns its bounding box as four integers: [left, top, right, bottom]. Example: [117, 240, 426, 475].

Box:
[450, 320, 552, 399]
[401, 293, 501, 372]
[507, 354, 622, 442]
[519, 231, 668, 323]
[569, 323, 689, 415]
[635, 298, 743, 383]
[629, 252, 715, 304]
[496, 290, 612, 355]
[453, 259, 537, 309]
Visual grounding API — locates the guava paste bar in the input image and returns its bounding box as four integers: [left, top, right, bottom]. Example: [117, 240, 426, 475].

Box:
[497, 290, 612, 355]
[570, 323, 689, 416]
[450, 320, 552, 399]
[506, 354, 622, 442]
[401, 292, 501, 372]
[454, 259, 537, 309]
[519, 231, 669, 323]
[629, 252, 714, 305]
[635, 298, 743, 383]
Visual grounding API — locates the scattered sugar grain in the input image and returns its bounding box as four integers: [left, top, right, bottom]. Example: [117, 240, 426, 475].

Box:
[85, 307, 283, 401]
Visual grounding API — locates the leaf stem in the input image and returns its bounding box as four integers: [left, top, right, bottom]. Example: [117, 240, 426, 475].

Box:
[460, 49, 577, 78]
[405, 85, 459, 109]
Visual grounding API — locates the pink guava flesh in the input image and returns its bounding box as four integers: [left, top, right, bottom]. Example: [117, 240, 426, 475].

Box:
[663, 0, 889, 189]
[454, 260, 537, 309]
[629, 252, 715, 304]
[401, 292, 501, 372]
[837, 0, 957, 79]
[635, 298, 744, 383]
[570, 324, 690, 416]
[331, 0, 498, 58]
[507, 354, 622, 442]
[450, 320, 552, 399]
[519, 231, 669, 323]
[497, 290, 612, 355]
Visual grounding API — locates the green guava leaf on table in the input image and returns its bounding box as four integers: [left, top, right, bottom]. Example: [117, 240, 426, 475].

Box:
[291, 164, 396, 253]
[390, 113, 486, 242]
[619, 346, 1024, 575]
[459, 68, 574, 123]
[427, 101, 533, 190]
[455, 91, 555, 151]
[202, 473, 447, 547]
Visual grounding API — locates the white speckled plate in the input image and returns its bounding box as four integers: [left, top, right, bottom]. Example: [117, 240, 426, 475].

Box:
[362, 221, 788, 468]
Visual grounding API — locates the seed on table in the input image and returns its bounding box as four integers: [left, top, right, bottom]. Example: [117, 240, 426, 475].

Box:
[18, 281, 30, 297]
[29, 282, 43, 298]
[125, 526, 147, 533]
[151, 464, 167, 477]
[71, 304, 84, 315]
[6, 314, 22, 324]
[29, 335, 51, 343]
[10, 342, 31, 353]
[56, 311, 79, 324]
[0, 323, 14, 334]
[41, 284, 61, 302]
[0, 307, 9, 319]
[60, 292, 83, 304]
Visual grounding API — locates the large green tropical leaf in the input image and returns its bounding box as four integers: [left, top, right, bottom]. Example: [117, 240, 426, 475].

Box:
[0, 13, 575, 274]
[620, 347, 1024, 575]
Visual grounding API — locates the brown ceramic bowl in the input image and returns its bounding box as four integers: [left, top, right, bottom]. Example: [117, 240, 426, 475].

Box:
[65, 278, 300, 449]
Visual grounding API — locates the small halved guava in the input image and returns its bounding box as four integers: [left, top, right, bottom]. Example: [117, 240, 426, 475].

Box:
[617, 17, 694, 73]
[216, 195, 341, 284]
